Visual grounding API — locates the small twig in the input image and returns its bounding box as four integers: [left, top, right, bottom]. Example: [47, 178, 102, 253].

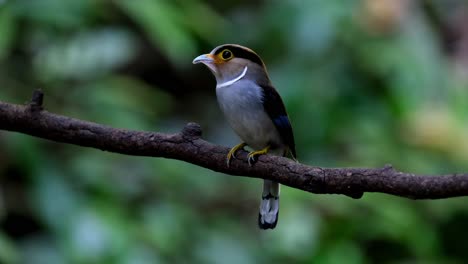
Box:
[28, 89, 44, 112]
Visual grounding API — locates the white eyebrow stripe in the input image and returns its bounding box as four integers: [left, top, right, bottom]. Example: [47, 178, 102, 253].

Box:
[216, 66, 248, 88]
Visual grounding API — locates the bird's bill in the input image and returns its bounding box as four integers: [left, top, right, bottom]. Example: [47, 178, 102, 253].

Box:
[192, 54, 215, 64]
[193, 53, 217, 73]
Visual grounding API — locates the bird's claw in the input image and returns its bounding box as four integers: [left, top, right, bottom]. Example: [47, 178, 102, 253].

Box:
[226, 142, 247, 167]
[247, 154, 258, 166]
[247, 146, 271, 166]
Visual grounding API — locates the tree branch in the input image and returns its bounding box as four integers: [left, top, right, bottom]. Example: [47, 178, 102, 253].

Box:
[1, 90, 468, 200]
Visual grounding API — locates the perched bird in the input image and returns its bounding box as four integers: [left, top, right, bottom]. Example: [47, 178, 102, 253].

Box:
[193, 44, 296, 229]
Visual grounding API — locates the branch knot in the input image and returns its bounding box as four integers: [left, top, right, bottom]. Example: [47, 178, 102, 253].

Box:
[181, 122, 202, 139]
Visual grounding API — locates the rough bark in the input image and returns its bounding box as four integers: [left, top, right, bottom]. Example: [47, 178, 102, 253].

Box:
[1, 90, 468, 200]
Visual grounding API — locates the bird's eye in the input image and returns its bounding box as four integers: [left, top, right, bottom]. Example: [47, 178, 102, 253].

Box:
[221, 49, 233, 60]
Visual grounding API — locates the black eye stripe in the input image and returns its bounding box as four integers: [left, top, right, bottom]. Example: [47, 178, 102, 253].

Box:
[214, 45, 264, 66]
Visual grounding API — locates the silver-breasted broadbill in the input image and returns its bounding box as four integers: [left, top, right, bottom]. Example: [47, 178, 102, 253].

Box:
[193, 44, 297, 229]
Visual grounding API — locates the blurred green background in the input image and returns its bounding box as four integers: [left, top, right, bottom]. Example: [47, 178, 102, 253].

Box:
[1, 0, 468, 263]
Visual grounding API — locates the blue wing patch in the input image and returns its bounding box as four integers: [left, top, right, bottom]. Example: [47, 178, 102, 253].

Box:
[260, 84, 297, 159]
[273, 115, 291, 133]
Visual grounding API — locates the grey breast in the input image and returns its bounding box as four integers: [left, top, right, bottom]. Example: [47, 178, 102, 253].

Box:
[216, 79, 281, 150]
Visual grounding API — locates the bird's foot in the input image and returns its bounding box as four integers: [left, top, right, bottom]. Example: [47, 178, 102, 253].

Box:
[247, 146, 271, 166]
[226, 142, 247, 167]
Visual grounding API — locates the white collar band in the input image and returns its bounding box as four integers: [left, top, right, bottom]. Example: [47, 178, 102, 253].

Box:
[216, 66, 248, 88]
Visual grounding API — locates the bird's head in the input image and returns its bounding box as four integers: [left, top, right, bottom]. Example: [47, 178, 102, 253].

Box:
[193, 44, 270, 85]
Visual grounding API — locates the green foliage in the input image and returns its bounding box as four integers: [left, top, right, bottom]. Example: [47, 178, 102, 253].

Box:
[1, 0, 468, 263]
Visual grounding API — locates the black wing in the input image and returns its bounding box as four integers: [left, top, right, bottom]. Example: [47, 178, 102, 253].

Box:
[260, 84, 297, 159]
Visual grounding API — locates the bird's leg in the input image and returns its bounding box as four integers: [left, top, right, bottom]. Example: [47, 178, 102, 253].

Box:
[247, 145, 271, 166]
[227, 142, 247, 167]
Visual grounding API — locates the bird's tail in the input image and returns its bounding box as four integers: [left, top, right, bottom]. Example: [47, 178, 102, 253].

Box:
[258, 180, 280, 229]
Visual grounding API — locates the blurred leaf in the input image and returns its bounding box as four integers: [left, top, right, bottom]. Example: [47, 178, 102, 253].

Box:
[267, 204, 321, 259]
[0, 3, 15, 61]
[31, 167, 82, 232]
[116, 0, 197, 66]
[65, 203, 131, 263]
[10, 0, 95, 29]
[178, 0, 227, 42]
[0, 232, 18, 264]
[313, 240, 364, 264]
[19, 235, 65, 264]
[118, 244, 163, 264]
[33, 28, 138, 81]
[59, 74, 173, 130]
[193, 230, 255, 264]
[140, 203, 197, 257]
[4, 133, 44, 176]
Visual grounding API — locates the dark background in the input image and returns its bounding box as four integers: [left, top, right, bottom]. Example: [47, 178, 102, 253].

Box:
[1, 0, 468, 263]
